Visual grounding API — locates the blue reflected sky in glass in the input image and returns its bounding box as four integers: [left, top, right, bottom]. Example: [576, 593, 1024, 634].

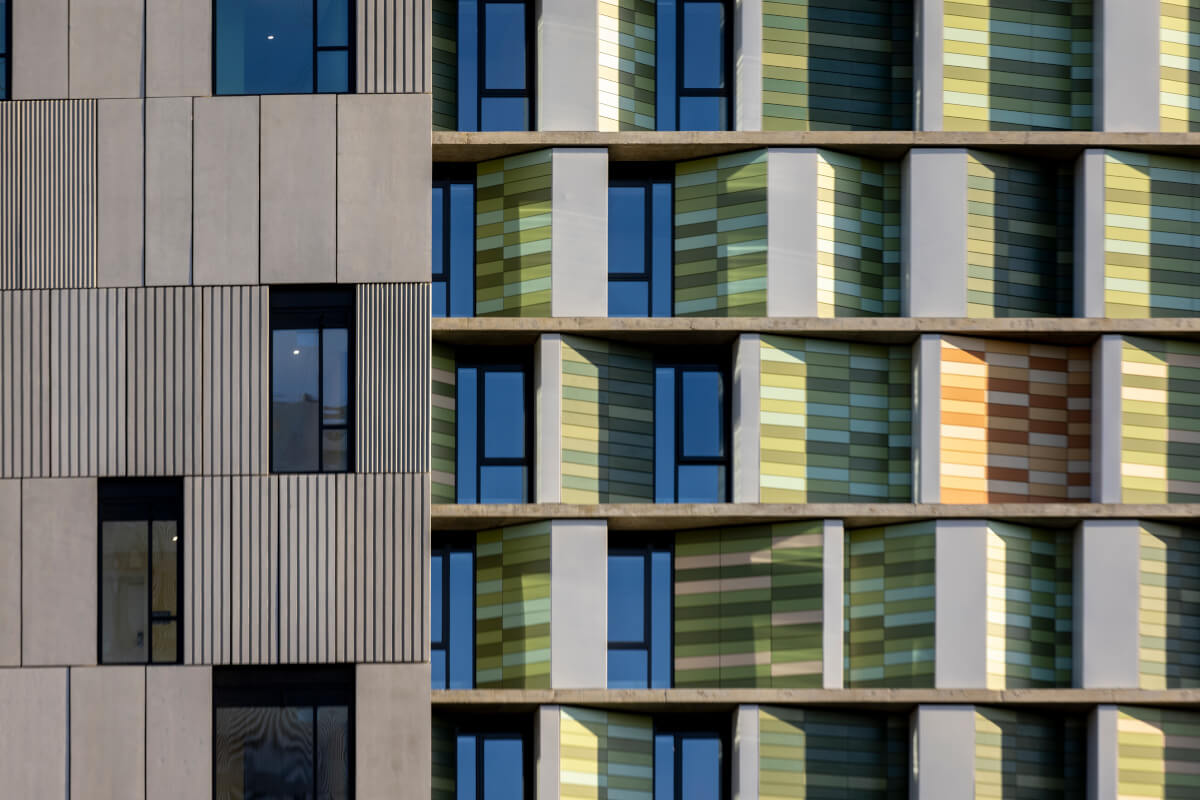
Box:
[216, 0, 313, 94]
[680, 737, 721, 800]
[610, 282, 650, 317]
[316, 0, 349, 47]
[483, 371, 524, 459]
[483, 738, 524, 799]
[651, 550, 672, 687]
[654, 367, 675, 502]
[457, 0, 480, 130]
[679, 96, 726, 131]
[448, 550, 475, 687]
[609, 649, 649, 688]
[431, 553, 444, 646]
[480, 97, 529, 131]
[456, 367, 479, 503]
[322, 329, 349, 426]
[456, 736, 477, 800]
[449, 184, 476, 316]
[654, 734, 674, 800]
[609, 186, 647, 275]
[656, 0, 677, 130]
[678, 464, 724, 503]
[484, 3, 526, 89]
[608, 555, 645, 642]
[316, 50, 349, 92]
[651, 183, 673, 316]
[681, 370, 723, 458]
[272, 329, 320, 472]
[433, 186, 447, 316]
[480, 465, 526, 503]
[683, 3, 724, 89]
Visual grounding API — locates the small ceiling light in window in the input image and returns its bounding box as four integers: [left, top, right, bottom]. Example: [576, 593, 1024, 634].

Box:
[267, 34, 276, 40]
[293, 349, 301, 356]
[172, 535, 179, 542]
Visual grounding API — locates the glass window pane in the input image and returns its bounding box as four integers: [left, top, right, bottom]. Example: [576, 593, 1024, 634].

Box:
[480, 96, 529, 131]
[654, 734, 675, 800]
[317, 49, 350, 93]
[432, 648, 448, 689]
[651, 550, 672, 688]
[431, 554, 445, 645]
[433, 187, 446, 276]
[449, 184, 477, 317]
[151, 621, 178, 664]
[610, 281, 650, 318]
[683, 2, 724, 89]
[681, 370, 723, 457]
[323, 329, 349, 427]
[434, 282, 449, 318]
[608, 554, 646, 643]
[215, 707, 315, 798]
[655, 367, 675, 503]
[656, 0, 677, 130]
[609, 185, 647, 275]
[677, 464, 725, 503]
[651, 182, 674, 317]
[102, 520, 149, 664]
[457, 735, 477, 800]
[483, 738, 524, 800]
[679, 96, 726, 131]
[449, 551, 475, 688]
[322, 428, 348, 472]
[151, 520, 179, 618]
[483, 3, 526, 90]
[680, 737, 721, 800]
[273, 329, 320, 472]
[317, 706, 350, 800]
[483, 370, 525, 458]
[215, 0, 314, 95]
[608, 649, 650, 689]
[457, 367, 479, 503]
[0, 57, 7, 100]
[458, 0, 480, 130]
[479, 465, 527, 503]
[317, 0, 350, 47]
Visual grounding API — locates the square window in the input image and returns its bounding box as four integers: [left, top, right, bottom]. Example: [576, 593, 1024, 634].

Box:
[215, 0, 353, 95]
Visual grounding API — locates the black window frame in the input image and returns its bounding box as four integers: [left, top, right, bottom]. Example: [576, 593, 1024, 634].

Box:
[460, 0, 537, 131]
[212, 0, 357, 96]
[655, 347, 732, 503]
[1, 0, 9, 101]
[433, 163, 477, 318]
[97, 478, 185, 666]
[653, 715, 731, 800]
[608, 163, 674, 318]
[607, 532, 674, 689]
[213, 666, 355, 800]
[662, 0, 733, 131]
[269, 286, 356, 475]
[431, 532, 477, 690]
[438, 713, 535, 800]
[455, 347, 535, 504]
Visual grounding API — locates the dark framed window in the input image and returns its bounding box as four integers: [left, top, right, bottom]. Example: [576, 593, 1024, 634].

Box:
[271, 287, 355, 474]
[654, 720, 727, 800]
[657, 0, 731, 130]
[655, 356, 729, 502]
[1, 0, 9, 100]
[214, 0, 354, 95]
[214, 666, 353, 800]
[432, 534, 476, 689]
[433, 165, 477, 317]
[457, 0, 534, 130]
[608, 535, 673, 688]
[456, 349, 533, 503]
[609, 165, 673, 317]
[98, 479, 183, 665]
[441, 715, 533, 800]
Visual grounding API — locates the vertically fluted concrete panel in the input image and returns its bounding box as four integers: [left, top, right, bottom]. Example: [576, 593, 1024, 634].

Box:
[357, 0, 433, 92]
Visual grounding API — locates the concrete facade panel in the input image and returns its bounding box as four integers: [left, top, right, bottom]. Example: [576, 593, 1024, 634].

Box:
[536, 705, 561, 800]
[356, 664, 431, 798]
[821, 520, 844, 689]
[357, 0, 432, 93]
[732, 334, 761, 503]
[1076, 520, 1141, 688]
[734, 0, 764, 131]
[903, 150, 967, 316]
[536, 335, 563, 503]
[98, 99, 144, 287]
[913, 334, 941, 503]
[536, 0, 598, 130]
[935, 520, 988, 688]
[913, 705, 975, 799]
[1089, 705, 1119, 800]
[147, 666, 212, 800]
[69, 0, 145, 98]
[145, 98, 193, 286]
[550, 520, 607, 689]
[551, 149, 607, 317]
[11, 0, 69, 99]
[1097, 0, 1160, 132]
[915, 0, 945, 131]
[147, 0, 212, 97]
[0, 481, 19, 665]
[0, 668, 68, 797]
[1075, 150, 1107, 318]
[767, 149, 818, 316]
[1092, 336, 1123, 503]
[732, 704, 760, 800]
[70, 666, 146, 800]
[193, 96, 259, 285]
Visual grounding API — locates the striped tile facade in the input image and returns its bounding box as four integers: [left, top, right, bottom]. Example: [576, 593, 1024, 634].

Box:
[758, 336, 912, 503]
[942, 0, 1093, 131]
[559, 707, 654, 800]
[432, 0, 457, 130]
[1121, 336, 1200, 502]
[476, 150, 553, 317]
[674, 150, 769, 316]
[1160, 0, 1200, 132]
[431, 343, 457, 503]
[674, 522, 825, 688]
[761, 0, 913, 131]
[598, 0, 656, 131]
[974, 707, 1084, 798]
[984, 521, 1073, 689]
[475, 521, 552, 688]
[815, 151, 901, 317]
[844, 521, 936, 688]
[939, 336, 1091, 503]
[1116, 707, 1200, 799]
[965, 151, 1074, 318]
[1103, 151, 1200, 318]
[758, 706, 907, 798]
[1139, 521, 1200, 689]
[560, 335, 655, 503]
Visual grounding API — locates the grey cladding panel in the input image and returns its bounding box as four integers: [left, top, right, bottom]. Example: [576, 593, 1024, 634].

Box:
[147, 0, 212, 97]
[10, 0, 69, 100]
[146, 97, 194, 286]
[69, 0, 146, 99]
[0, 669, 68, 797]
[98, 99, 145, 287]
[193, 97, 260, 285]
[70, 666, 146, 800]
[357, 0, 432, 92]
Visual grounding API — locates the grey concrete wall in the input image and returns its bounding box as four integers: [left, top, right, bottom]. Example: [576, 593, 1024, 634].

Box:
[551, 149, 608, 317]
[0, 668, 68, 797]
[1092, 335, 1123, 503]
[146, 0, 212, 97]
[22, 478, 96, 666]
[337, 94, 432, 283]
[147, 666, 212, 800]
[767, 149, 818, 317]
[145, 97, 194, 286]
[912, 705, 975, 799]
[11, 0, 69, 99]
[735, 0, 764, 131]
[550, 520, 607, 689]
[1097, 0, 1160, 132]
[1075, 150, 1107, 318]
[98, 99, 145, 287]
[537, 0, 599, 130]
[913, 335, 942, 503]
[535, 705, 561, 800]
[0, 482, 19, 665]
[821, 520, 844, 689]
[193, 96, 259, 285]
[71, 666, 146, 800]
[69, 0, 145, 98]
[914, 0, 944, 131]
[1088, 705, 1119, 800]
[1075, 520, 1141, 688]
[536, 335, 564, 503]
[732, 704, 760, 800]
[733, 334, 762, 503]
[356, 664, 431, 799]
[903, 150, 967, 316]
[935, 520, 988, 688]
[260, 95, 338, 284]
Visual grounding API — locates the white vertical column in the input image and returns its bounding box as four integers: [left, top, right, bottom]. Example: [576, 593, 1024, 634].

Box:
[552, 148, 609, 317]
[733, 334, 762, 503]
[1075, 150, 1108, 318]
[535, 705, 561, 800]
[766, 149, 819, 317]
[1092, 335, 1124, 502]
[1097, 0, 1161, 132]
[914, 0, 945, 131]
[550, 520, 608, 688]
[821, 519, 844, 689]
[912, 705, 976, 800]
[1075, 521, 1142, 688]
[732, 704, 760, 800]
[536, 334, 563, 503]
[913, 334, 942, 504]
[538, 0, 600, 129]
[903, 149, 968, 317]
[934, 520, 988, 688]
[1088, 705, 1120, 800]
[734, 0, 764, 131]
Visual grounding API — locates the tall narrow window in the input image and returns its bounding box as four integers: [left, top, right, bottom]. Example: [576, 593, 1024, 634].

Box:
[432, 535, 476, 689]
[654, 726, 725, 800]
[434, 168, 477, 317]
[609, 167, 673, 317]
[0, 0, 9, 99]
[271, 288, 354, 473]
[215, 0, 354, 95]
[445, 722, 531, 799]
[457, 0, 533, 130]
[655, 361, 729, 502]
[99, 479, 183, 665]
[456, 351, 532, 503]
[608, 537, 673, 688]
[657, 0, 730, 130]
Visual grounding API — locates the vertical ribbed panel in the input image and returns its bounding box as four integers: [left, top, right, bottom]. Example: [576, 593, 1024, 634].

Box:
[598, 0, 656, 131]
[815, 151, 900, 317]
[431, 0, 457, 129]
[965, 151, 1074, 318]
[475, 150, 554, 317]
[758, 707, 908, 798]
[759, 337, 911, 502]
[432, 715, 456, 800]
[939, 336, 1091, 503]
[1139, 521, 1200, 689]
[974, 708, 1084, 798]
[1116, 707, 1200, 798]
[761, 0, 913, 131]
[356, 283, 431, 474]
[559, 707, 654, 799]
[1120, 337, 1200, 502]
[475, 521, 552, 688]
[943, 0, 1093, 130]
[1161, 0, 1200, 132]
[674, 150, 768, 316]
[0, 100, 97, 290]
[674, 522, 824, 688]
[358, 0, 431, 92]
[185, 473, 429, 665]
[845, 521, 936, 688]
[560, 335, 654, 503]
[431, 342, 457, 502]
[984, 521, 1073, 689]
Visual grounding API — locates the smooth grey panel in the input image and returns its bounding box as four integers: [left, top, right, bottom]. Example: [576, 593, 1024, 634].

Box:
[1075, 520, 1141, 688]
[1092, 335, 1123, 503]
[732, 705, 759, 800]
[193, 96, 259, 285]
[1075, 150, 1107, 318]
[732, 333, 761, 503]
[0, 668, 68, 796]
[551, 521, 607, 689]
[357, 0, 432, 92]
[260, 95, 337, 284]
[913, 705, 975, 799]
[536, 0, 598, 130]
[1089, 706, 1119, 800]
[903, 149, 967, 316]
[821, 520, 844, 689]
[147, 0, 212, 97]
[934, 520, 988, 689]
[767, 149, 818, 316]
[98, 99, 145, 287]
[915, 0, 944, 131]
[535, 706, 561, 800]
[69, 0, 145, 98]
[22, 478, 97, 665]
[70, 667, 146, 800]
[147, 667, 212, 800]
[11, 0, 69, 99]
[913, 334, 941, 503]
[535, 335, 562, 503]
[146, 98, 193, 286]
[357, 665, 431, 798]
[1097, 0, 1160, 132]
[551, 149, 607, 317]
[734, 0, 763, 131]
[337, 94, 431, 282]
[0, 481, 19, 664]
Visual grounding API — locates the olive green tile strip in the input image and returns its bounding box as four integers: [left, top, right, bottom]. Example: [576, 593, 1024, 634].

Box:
[475, 520, 552, 688]
[974, 707, 1084, 799]
[432, 342, 457, 503]
[1121, 337, 1200, 501]
[598, 0, 656, 131]
[432, 0, 457, 131]
[1139, 521, 1200, 689]
[1116, 707, 1200, 798]
[560, 706, 654, 800]
[1161, 0, 1200, 132]
[476, 149, 553, 317]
